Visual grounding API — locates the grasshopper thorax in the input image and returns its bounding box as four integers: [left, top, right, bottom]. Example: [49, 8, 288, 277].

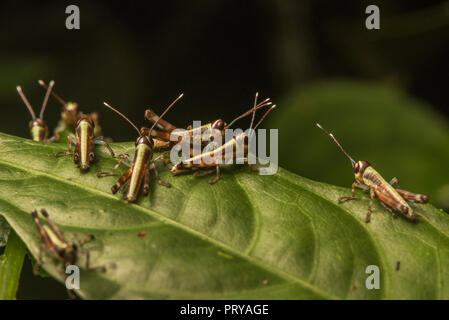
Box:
[59, 244, 78, 266]
[135, 134, 154, 148]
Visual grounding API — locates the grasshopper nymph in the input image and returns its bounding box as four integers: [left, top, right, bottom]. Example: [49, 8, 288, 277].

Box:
[16, 80, 55, 142]
[97, 94, 182, 202]
[31, 209, 105, 299]
[170, 96, 276, 184]
[316, 123, 429, 223]
[55, 114, 116, 171]
[38, 80, 104, 140]
[144, 92, 272, 149]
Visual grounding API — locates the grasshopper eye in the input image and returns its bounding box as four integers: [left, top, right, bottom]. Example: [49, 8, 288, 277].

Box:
[74, 153, 79, 163]
[89, 152, 95, 161]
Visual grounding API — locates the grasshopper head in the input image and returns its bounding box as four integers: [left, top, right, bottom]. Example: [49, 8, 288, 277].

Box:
[354, 160, 370, 183]
[62, 102, 79, 127]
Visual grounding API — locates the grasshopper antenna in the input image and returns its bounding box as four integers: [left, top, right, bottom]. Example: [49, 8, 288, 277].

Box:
[316, 123, 356, 166]
[227, 95, 272, 128]
[39, 80, 54, 120]
[248, 92, 259, 131]
[254, 105, 276, 130]
[103, 102, 141, 135]
[149, 93, 183, 134]
[38, 80, 67, 105]
[17, 86, 36, 120]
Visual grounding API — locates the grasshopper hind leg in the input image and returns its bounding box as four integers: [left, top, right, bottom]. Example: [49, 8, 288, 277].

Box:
[208, 165, 221, 185]
[97, 154, 131, 177]
[380, 201, 396, 217]
[150, 162, 171, 188]
[111, 168, 133, 194]
[55, 136, 76, 157]
[94, 136, 116, 158]
[365, 187, 376, 223]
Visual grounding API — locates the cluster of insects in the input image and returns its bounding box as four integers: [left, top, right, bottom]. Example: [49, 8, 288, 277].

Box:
[16, 80, 429, 298]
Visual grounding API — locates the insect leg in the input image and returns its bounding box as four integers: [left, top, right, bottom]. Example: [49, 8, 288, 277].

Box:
[81, 249, 106, 272]
[94, 136, 116, 158]
[150, 162, 171, 188]
[387, 177, 427, 203]
[208, 165, 221, 184]
[31, 210, 51, 246]
[192, 168, 214, 177]
[144, 109, 177, 132]
[389, 177, 399, 188]
[55, 135, 76, 157]
[97, 155, 131, 177]
[338, 182, 360, 203]
[33, 243, 46, 275]
[153, 151, 171, 166]
[380, 201, 396, 217]
[365, 187, 376, 223]
[111, 168, 133, 194]
[143, 166, 150, 195]
[395, 188, 429, 203]
[153, 140, 171, 151]
[75, 234, 95, 246]
[40, 209, 67, 242]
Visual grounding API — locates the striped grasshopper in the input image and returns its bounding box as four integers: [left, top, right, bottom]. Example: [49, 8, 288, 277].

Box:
[38, 80, 104, 141]
[97, 94, 182, 202]
[144, 93, 272, 150]
[31, 209, 105, 299]
[55, 114, 115, 171]
[316, 123, 429, 223]
[16, 80, 55, 142]
[170, 97, 276, 184]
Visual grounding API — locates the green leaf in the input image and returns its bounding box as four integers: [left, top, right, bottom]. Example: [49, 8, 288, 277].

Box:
[0, 229, 27, 300]
[0, 132, 448, 299]
[268, 79, 449, 209]
[0, 216, 10, 247]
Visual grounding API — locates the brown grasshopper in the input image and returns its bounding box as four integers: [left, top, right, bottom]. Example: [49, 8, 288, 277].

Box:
[38, 80, 104, 141]
[316, 123, 429, 223]
[55, 114, 115, 171]
[16, 80, 55, 142]
[144, 92, 272, 149]
[31, 209, 105, 299]
[170, 97, 276, 184]
[97, 94, 182, 202]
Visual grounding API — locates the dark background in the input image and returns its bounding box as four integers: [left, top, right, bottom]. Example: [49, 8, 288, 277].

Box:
[1, 1, 448, 141]
[0, 0, 447, 299]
